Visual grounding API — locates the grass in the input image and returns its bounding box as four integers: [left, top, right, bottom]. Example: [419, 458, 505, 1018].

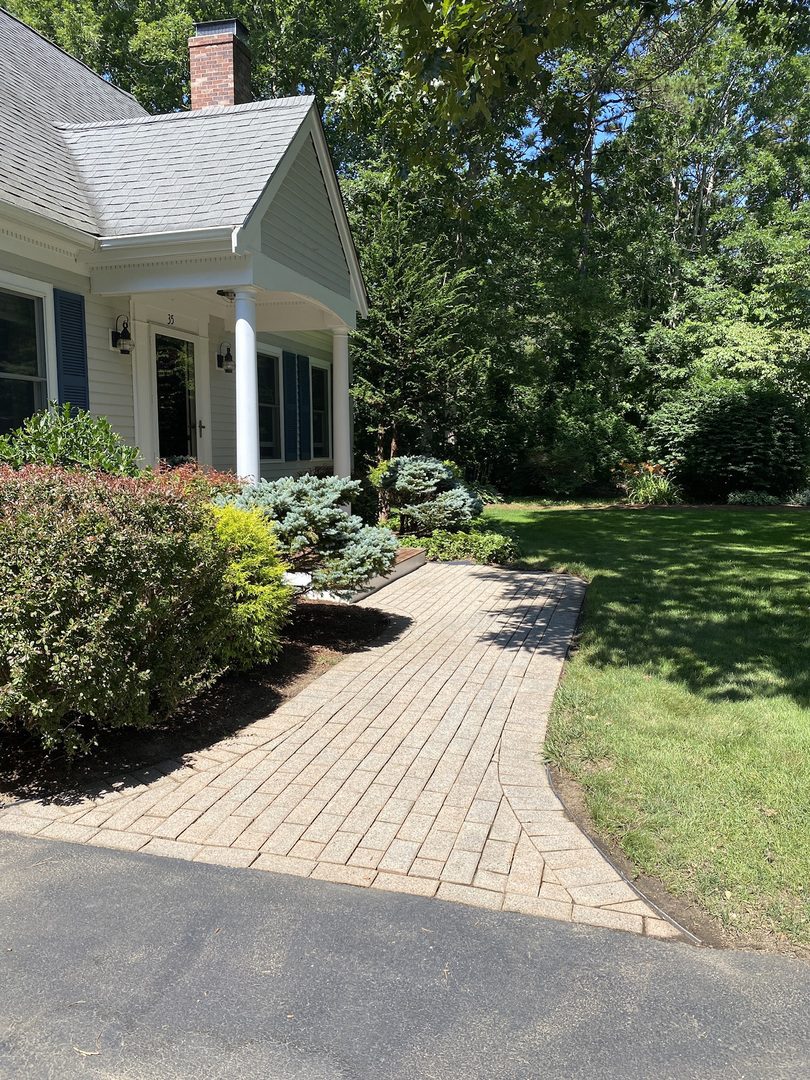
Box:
[486, 502, 810, 949]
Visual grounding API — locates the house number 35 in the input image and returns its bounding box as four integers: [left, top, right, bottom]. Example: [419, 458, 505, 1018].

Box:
[167, 313, 175, 325]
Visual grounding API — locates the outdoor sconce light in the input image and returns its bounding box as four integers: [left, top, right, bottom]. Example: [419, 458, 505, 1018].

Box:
[111, 315, 133, 354]
[217, 342, 234, 373]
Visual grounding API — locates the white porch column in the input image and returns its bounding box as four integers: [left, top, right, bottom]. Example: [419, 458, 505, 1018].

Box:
[234, 289, 260, 483]
[332, 328, 352, 479]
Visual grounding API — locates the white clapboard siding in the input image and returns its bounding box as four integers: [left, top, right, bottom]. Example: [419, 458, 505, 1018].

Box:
[260, 135, 351, 299]
[85, 295, 136, 446]
[208, 318, 237, 472]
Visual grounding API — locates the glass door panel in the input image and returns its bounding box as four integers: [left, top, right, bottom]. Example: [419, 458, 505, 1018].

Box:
[155, 333, 196, 461]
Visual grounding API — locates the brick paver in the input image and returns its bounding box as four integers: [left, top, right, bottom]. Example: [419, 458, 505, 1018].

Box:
[0, 564, 684, 939]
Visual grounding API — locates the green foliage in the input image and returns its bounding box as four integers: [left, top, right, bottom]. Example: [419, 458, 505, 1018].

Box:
[790, 488, 810, 506]
[220, 474, 398, 596]
[727, 490, 784, 506]
[619, 463, 682, 506]
[0, 403, 139, 474]
[0, 467, 232, 754]
[370, 455, 483, 535]
[399, 525, 519, 564]
[648, 384, 809, 500]
[211, 505, 293, 670]
[371, 455, 456, 501]
[513, 402, 644, 497]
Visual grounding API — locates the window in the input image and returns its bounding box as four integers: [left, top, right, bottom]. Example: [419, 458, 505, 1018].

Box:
[0, 287, 47, 434]
[258, 352, 282, 459]
[311, 364, 330, 458]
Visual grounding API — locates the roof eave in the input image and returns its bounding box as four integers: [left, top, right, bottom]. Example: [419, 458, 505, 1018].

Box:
[0, 199, 98, 250]
[94, 225, 239, 262]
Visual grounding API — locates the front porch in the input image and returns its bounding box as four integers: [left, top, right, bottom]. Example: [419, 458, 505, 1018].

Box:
[114, 282, 353, 482]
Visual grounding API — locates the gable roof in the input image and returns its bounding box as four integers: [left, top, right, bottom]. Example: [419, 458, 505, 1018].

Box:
[60, 97, 314, 236]
[0, 7, 145, 232]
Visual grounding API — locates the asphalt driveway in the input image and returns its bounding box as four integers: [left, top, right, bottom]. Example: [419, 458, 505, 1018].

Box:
[1, 834, 807, 1079]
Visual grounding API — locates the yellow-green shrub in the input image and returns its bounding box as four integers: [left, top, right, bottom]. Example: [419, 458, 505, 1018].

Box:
[211, 505, 293, 670]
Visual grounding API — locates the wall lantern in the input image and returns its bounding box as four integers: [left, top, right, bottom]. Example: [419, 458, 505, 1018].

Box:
[217, 342, 234, 373]
[111, 315, 133, 354]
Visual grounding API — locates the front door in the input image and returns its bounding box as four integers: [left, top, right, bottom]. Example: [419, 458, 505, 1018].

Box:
[155, 333, 197, 461]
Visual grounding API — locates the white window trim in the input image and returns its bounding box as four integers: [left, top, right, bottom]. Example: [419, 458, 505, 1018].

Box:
[258, 346, 284, 463]
[309, 357, 332, 462]
[0, 268, 58, 405]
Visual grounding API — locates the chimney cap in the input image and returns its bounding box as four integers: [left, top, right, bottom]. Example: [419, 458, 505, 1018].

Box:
[193, 18, 249, 43]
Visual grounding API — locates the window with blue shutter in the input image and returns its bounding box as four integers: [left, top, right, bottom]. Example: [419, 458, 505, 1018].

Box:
[297, 355, 311, 460]
[53, 289, 89, 412]
[282, 350, 298, 460]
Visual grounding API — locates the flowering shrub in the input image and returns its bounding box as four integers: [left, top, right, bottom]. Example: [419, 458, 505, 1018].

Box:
[220, 473, 398, 596]
[617, 462, 682, 505]
[211, 505, 292, 669]
[0, 402, 139, 474]
[0, 467, 234, 753]
[370, 455, 483, 535]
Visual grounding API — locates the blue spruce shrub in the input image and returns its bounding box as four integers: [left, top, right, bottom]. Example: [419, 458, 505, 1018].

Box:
[370, 455, 484, 536]
[402, 486, 483, 533]
[220, 473, 397, 596]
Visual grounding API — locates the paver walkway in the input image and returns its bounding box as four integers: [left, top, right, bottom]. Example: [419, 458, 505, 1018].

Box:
[0, 564, 681, 939]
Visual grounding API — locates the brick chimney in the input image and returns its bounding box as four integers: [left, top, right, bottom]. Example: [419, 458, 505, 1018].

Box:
[188, 19, 251, 109]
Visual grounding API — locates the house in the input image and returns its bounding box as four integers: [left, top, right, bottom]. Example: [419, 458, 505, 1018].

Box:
[0, 10, 367, 482]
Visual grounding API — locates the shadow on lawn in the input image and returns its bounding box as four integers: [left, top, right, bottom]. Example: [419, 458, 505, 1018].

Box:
[503, 507, 810, 708]
[1, 603, 411, 804]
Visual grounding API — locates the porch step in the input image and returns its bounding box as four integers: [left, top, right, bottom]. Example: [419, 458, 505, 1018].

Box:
[349, 547, 427, 603]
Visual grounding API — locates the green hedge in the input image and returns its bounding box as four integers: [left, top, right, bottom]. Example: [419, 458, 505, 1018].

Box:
[648, 384, 809, 500]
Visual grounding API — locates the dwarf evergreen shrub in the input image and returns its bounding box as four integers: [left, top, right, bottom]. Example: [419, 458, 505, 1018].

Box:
[221, 474, 397, 595]
[370, 455, 483, 535]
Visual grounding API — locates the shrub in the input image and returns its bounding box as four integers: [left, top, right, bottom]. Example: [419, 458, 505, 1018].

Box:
[400, 526, 519, 564]
[648, 384, 809, 500]
[790, 488, 810, 506]
[727, 490, 783, 505]
[370, 454, 483, 535]
[618, 462, 682, 505]
[399, 486, 484, 533]
[156, 460, 242, 499]
[220, 473, 398, 596]
[0, 467, 233, 753]
[0, 402, 139, 474]
[211, 505, 293, 670]
[371, 455, 457, 501]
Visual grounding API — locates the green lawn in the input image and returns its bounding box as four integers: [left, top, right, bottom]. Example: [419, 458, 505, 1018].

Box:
[486, 503, 810, 949]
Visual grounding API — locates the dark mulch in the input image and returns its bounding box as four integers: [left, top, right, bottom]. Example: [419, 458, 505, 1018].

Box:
[0, 601, 401, 805]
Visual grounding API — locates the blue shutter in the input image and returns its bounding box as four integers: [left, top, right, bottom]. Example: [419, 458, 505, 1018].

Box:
[282, 350, 298, 460]
[53, 289, 89, 411]
[297, 355, 311, 460]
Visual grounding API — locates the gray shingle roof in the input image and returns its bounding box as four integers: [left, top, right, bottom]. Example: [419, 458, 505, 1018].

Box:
[60, 98, 314, 236]
[0, 8, 314, 240]
[0, 8, 145, 232]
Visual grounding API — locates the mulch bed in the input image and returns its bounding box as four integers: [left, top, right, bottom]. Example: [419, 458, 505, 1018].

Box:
[0, 601, 393, 805]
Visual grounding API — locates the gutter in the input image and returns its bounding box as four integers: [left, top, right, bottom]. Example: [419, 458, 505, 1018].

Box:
[95, 225, 239, 262]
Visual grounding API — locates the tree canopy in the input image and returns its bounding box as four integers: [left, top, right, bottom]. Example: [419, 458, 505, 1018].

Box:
[11, 0, 810, 493]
